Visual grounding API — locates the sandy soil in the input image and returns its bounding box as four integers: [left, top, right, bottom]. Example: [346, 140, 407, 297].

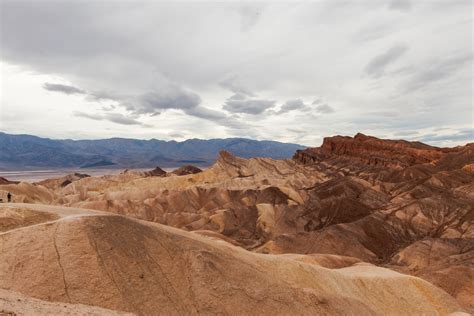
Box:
[0, 289, 134, 315]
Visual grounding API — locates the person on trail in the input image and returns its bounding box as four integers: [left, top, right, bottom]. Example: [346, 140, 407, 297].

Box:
[7, 192, 12, 202]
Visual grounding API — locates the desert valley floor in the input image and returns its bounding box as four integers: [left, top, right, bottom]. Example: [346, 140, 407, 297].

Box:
[0, 133, 473, 315]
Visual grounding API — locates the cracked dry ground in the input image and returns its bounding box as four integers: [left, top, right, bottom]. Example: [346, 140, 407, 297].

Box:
[0, 133, 473, 315]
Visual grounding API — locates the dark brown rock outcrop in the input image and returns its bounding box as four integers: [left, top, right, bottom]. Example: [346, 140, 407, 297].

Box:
[171, 165, 202, 176]
[293, 133, 461, 169]
[0, 177, 18, 185]
[144, 166, 167, 177]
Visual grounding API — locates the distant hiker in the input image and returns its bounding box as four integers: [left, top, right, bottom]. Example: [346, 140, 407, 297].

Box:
[7, 192, 12, 202]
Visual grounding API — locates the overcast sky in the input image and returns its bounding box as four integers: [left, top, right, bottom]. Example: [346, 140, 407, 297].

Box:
[0, 0, 472, 146]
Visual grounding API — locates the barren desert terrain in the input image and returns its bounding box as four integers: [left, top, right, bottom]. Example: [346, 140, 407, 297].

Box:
[0, 133, 472, 315]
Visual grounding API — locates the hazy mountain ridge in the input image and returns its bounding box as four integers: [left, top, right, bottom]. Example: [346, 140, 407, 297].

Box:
[0, 132, 304, 169]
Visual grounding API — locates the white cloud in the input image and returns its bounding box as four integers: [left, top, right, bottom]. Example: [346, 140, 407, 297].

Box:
[0, 1, 472, 146]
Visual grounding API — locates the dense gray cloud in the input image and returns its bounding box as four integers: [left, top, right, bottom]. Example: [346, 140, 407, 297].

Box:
[131, 87, 202, 115]
[43, 83, 85, 95]
[315, 104, 335, 114]
[45, 79, 240, 128]
[223, 98, 276, 115]
[104, 113, 149, 126]
[228, 93, 247, 101]
[49, 84, 204, 117]
[365, 44, 409, 77]
[0, 0, 472, 146]
[130, 90, 245, 128]
[186, 106, 226, 120]
[74, 111, 149, 126]
[278, 99, 308, 114]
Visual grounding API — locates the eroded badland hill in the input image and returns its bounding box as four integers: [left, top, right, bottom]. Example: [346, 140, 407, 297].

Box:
[1, 133, 472, 315]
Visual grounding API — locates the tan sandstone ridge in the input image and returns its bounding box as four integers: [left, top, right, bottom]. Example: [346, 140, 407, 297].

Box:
[0, 133, 472, 314]
[0, 203, 468, 315]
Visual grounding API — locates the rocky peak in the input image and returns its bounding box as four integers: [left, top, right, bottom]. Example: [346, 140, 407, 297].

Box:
[212, 151, 250, 177]
[217, 150, 247, 166]
[144, 166, 167, 177]
[354, 132, 369, 141]
[218, 150, 236, 161]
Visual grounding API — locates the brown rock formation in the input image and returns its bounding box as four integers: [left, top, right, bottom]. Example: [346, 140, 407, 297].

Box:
[171, 165, 202, 176]
[293, 133, 459, 169]
[144, 166, 167, 177]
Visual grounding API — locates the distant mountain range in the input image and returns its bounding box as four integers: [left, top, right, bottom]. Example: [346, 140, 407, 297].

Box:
[0, 132, 305, 169]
